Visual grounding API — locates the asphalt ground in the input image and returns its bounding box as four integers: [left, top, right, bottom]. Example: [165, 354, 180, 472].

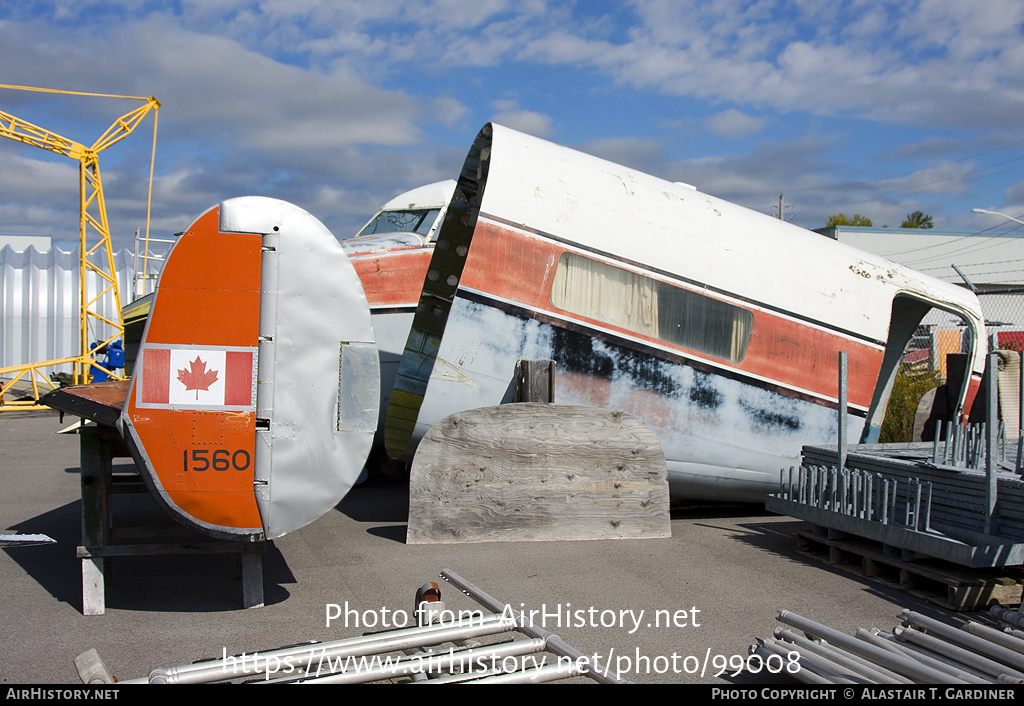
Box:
[0, 409, 990, 686]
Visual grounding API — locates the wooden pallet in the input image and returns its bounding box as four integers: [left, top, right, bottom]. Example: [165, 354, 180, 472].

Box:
[795, 530, 1024, 611]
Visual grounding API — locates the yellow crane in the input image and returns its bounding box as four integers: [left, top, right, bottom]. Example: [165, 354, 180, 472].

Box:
[0, 85, 160, 409]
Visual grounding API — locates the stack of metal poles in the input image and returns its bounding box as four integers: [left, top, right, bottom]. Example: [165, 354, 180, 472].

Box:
[750, 609, 1024, 684]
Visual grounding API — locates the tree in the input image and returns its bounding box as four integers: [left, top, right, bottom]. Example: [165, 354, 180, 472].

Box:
[826, 213, 873, 227]
[901, 211, 934, 229]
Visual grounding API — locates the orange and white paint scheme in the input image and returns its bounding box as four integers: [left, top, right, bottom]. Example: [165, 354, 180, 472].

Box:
[383, 124, 987, 502]
[122, 197, 378, 541]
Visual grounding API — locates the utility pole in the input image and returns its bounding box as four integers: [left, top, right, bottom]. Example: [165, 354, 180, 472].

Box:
[771, 193, 787, 221]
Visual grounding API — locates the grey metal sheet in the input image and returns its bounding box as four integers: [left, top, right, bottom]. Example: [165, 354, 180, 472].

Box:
[220, 197, 379, 540]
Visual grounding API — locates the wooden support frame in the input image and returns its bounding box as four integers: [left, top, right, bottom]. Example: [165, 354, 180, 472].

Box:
[77, 425, 264, 615]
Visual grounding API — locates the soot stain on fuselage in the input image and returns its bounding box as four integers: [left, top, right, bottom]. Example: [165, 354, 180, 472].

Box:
[551, 327, 678, 396]
[740, 401, 801, 432]
[689, 371, 722, 410]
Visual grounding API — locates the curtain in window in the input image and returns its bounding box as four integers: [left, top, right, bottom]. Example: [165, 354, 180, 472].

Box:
[551, 253, 659, 337]
[550, 251, 752, 363]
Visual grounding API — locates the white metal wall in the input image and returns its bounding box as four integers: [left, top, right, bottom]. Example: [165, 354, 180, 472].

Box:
[0, 245, 155, 373]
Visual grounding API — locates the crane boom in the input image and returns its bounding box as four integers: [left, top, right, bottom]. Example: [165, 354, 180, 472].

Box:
[0, 110, 88, 159]
[0, 86, 160, 409]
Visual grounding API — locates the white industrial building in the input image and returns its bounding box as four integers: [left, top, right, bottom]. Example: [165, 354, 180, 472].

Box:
[816, 225, 1024, 346]
[0, 242, 156, 374]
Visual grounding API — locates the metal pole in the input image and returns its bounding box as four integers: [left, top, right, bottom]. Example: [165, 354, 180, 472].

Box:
[987, 352, 999, 534]
[440, 568, 626, 684]
[468, 662, 586, 684]
[301, 637, 549, 684]
[775, 611, 960, 683]
[838, 351, 847, 473]
[760, 639, 861, 684]
[143, 614, 515, 684]
[991, 605, 1024, 627]
[1018, 351, 1024, 475]
[901, 610, 1024, 673]
[895, 626, 1024, 681]
[774, 628, 910, 683]
[751, 639, 834, 685]
[855, 628, 991, 684]
[962, 621, 1024, 656]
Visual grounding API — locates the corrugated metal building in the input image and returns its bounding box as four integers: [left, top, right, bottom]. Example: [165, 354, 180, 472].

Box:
[0, 245, 156, 373]
[816, 226, 1024, 287]
[0, 233, 53, 253]
[817, 226, 1024, 339]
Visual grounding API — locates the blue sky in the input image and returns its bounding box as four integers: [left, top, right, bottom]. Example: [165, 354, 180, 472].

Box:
[2, 0, 1023, 252]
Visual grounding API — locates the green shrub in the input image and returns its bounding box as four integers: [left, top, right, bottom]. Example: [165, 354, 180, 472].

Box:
[879, 367, 943, 443]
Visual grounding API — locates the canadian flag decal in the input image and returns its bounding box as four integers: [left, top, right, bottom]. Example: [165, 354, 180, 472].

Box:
[139, 346, 256, 408]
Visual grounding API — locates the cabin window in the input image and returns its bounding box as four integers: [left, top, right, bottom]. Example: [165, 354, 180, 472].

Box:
[358, 208, 441, 237]
[550, 252, 753, 363]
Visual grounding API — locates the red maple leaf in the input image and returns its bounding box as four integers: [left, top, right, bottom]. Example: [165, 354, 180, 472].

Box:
[177, 356, 219, 400]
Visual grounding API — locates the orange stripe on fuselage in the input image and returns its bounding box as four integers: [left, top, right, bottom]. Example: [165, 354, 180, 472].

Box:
[350, 247, 433, 308]
[457, 220, 884, 410]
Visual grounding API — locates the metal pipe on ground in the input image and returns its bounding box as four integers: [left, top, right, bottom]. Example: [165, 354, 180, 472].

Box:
[900, 610, 1024, 673]
[141, 613, 516, 684]
[776, 611, 960, 684]
[990, 605, 1024, 630]
[962, 621, 1024, 656]
[751, 638, 857, 685]
[299, 637, 550, 684]
[439, 568, 625, 684]
[894, 626, 1024, 682]
[856, 629, 993, 684]
[773, 627, 910, 684]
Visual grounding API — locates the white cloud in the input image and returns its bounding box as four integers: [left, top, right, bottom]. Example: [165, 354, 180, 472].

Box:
[575, 137, 669, 177]
[1004, 180, 1024, 209]
[430, 97, 469, 128]
[3, 1, 1023, 246]
[490, 100, 554, 137]
[705, 109, 765, 138]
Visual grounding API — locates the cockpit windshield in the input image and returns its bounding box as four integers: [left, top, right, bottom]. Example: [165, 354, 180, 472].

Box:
[358, 208, 441, 238]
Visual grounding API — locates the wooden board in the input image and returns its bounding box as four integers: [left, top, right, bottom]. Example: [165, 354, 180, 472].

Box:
[407, 403, 670, 544]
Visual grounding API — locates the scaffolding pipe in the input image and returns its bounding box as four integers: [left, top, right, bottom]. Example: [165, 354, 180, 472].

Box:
[901, 610, 1024, 673]
[990, 605, 1024, 629]
[413, 667, 506, 684]
[856, 629, 993, 684]
[465, 662, 585, 684]
[752, 639, 858, 685]
[962, 621, 1024, 656]
[776, 611, 960, 684]
[300, 637, 549, 684]
[440, 568, 625, 684]
[773, 628, 910, 684]
[894, 626, 1024, 681]
[142, 613, 515, 684]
